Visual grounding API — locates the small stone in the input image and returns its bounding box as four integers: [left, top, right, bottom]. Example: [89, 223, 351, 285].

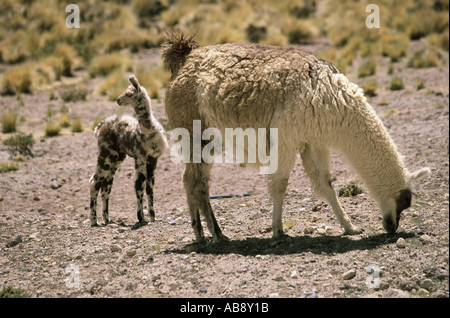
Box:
[126, 249, 137, 257]
[420, 279, 433, 291]
[199, 286, 207, 293]
[383, 288, 409, 298]
[118, 227, 130, 233]
[419, 234, 432, 243]
[396, 238, 406, 248]
[342, 269, 356, 280]
[50, 181, 60, 189]
[269, 292, 279, 298]
[6, 235, 22, 248]
[147, 255, 154, 262]
[110, 244, 122, 253]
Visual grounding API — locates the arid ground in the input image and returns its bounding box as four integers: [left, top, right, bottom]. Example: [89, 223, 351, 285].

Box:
[0, 40, 449, 299]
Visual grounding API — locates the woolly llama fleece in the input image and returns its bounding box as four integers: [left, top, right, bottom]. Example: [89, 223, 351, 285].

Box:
[162, 31, 430, 243]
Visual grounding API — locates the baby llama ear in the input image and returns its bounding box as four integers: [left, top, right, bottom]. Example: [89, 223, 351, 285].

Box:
[407, 167, 431, 188]
[129, 75, 140, 91]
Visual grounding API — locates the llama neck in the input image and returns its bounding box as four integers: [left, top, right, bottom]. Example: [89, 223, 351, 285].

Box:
[338, 106, 408, 202]
[134, 95, 155, 133]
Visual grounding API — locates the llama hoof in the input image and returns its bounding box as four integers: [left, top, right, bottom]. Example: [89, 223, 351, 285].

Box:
[213, 233, 230, 244]
[91, 222, 100, 228]
[271, 230, 286, 240]
[132, 221, 148, 230]
[195, 236, 208, 244]
[150, 216, 156, 222]
[344, 227, 363, 235]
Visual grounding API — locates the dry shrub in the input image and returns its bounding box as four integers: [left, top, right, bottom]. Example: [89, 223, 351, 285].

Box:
[59, 83, 89, 102]
[136, 65, 171, 99]
[44, 122, 61, 137]
[96, 70, 129, 101]
[1, 64, 33, 95]
[358, 58, 377, 78]
[71, 119, 83, 133]
[1, 110, 17, 133]
[89, 53, 132, 78]
[55, 44, 78, 77]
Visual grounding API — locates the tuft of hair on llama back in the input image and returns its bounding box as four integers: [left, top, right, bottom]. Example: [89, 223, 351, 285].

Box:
[161, 30, 200, 74]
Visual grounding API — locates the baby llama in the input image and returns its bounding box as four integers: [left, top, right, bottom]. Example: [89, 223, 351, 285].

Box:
[162, 31, 430, 243]
[89, 75, 167, 227]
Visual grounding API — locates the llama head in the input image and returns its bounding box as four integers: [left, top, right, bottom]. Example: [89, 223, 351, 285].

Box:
[381, 167, 431, 234]
[116, 75, 149, 109]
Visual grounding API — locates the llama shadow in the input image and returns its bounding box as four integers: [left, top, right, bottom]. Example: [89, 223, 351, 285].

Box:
[168, 232, 415, 256]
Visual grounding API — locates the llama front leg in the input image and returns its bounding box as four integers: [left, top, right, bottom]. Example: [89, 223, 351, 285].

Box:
[89, 173, 101, 227]
[183, 163, 229, 243]
[300, 143, 361, 235]
[134, 158, 148, 225]
[146, 156, 158, 222]
[267, 152, 296, 239]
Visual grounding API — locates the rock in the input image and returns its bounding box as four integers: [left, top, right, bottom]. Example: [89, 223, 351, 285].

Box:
[269, 292, 280, 298]
[396, 238, 406, 248]
[419, 234, 432, 243]
[110, 244, 122, 253]
[199, 286, 207, 293]
[342, 269, 356, 280]
[383, 288, 409, 298]
[118, 227, 130, 233]
[126, 249, 137, 257]
[6, 235, 23, 248]
[420, 279, 433, 291]
[50, 181, 60, 189]
[398, 280, 417, 292]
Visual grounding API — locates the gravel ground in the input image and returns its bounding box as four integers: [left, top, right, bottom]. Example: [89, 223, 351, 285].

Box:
[0, 42, 448, 299]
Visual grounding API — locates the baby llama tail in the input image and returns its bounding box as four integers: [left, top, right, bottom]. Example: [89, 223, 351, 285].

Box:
[161, 30, 200, 75]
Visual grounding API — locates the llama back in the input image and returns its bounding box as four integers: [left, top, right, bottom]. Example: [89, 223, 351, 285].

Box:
[167, 41, 377, 146]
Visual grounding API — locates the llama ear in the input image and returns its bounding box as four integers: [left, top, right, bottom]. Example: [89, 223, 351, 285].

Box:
[407, 167, 431, 188]
[129, 75, 140, 91]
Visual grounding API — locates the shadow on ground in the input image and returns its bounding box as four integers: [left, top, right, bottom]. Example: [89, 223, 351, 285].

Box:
[167, 232, 416, 256]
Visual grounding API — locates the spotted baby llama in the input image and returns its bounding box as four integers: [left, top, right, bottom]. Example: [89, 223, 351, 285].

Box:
[89, 75, 167, 227]
[162, 31, 430, 243]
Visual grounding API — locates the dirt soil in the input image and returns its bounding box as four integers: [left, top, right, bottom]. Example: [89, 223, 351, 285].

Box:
[0, 42, 448, 298]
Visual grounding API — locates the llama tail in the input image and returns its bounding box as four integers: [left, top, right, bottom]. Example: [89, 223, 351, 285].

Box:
[161, 30, 200, 74]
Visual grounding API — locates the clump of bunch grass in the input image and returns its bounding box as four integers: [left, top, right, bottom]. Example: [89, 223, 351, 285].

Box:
[59, 114, 71, 127]
[362, 80, 378, 97]
[338, 182, 363, 197]
[3, 133, 35, 157]
[1, 110, 17, 133]
[89, 53, 132, 78]
[0, 162, 19, 174]
[59, 83, 89, 102]
[44, 122, 61, 137]
[71, 119, 83, 133]
[1, 64, 33, 95]
[408, 49, 441, 69]
[358, 58, 377, 78]
[390, 77, 405, 91]
[0, 286, 28, 298]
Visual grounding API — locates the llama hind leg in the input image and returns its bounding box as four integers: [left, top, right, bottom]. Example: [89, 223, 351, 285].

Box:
[100, 160, 123, 224]
[299, 143, 361, 235]
[183, 163, 228, 243]
[146, 156, 158, 222]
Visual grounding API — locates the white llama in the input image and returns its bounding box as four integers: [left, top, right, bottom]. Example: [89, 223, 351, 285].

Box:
[89, 75, 167, 227]
[162, 32, 430, 243]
